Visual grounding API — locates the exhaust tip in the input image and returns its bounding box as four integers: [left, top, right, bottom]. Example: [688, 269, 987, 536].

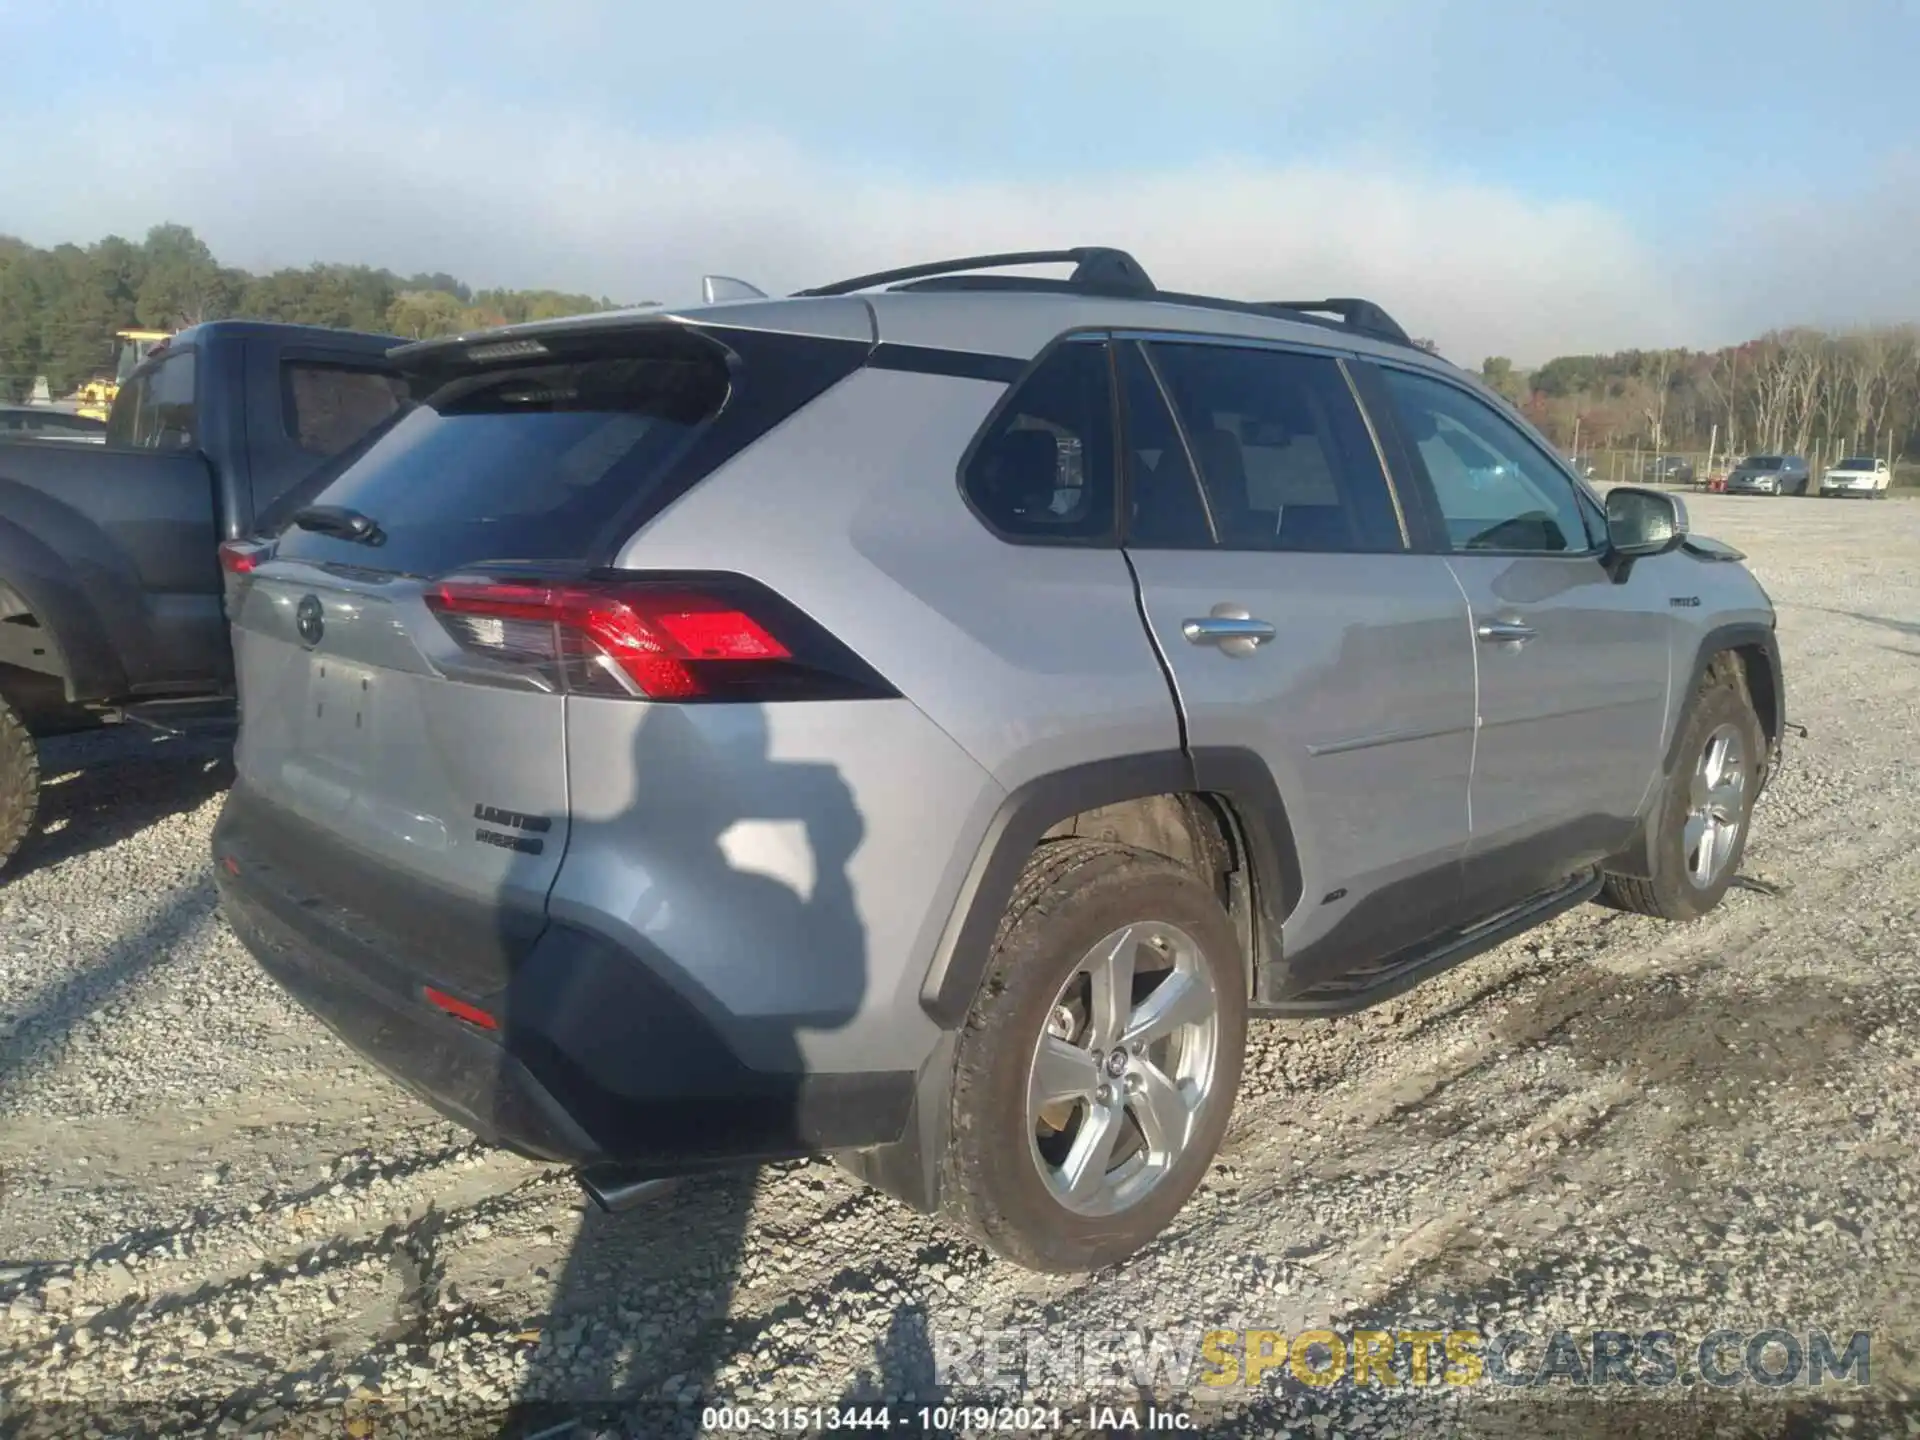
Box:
[579, 1168, 681, 1214]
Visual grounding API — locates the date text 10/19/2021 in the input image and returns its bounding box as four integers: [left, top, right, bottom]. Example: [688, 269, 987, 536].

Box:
[700, 1406, 1193, 1432]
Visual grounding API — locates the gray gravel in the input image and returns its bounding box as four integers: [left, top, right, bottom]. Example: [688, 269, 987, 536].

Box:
[2, 493, 1919, 1438]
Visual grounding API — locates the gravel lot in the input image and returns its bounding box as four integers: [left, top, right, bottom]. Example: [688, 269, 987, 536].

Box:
[3, 493, 1918, 1438]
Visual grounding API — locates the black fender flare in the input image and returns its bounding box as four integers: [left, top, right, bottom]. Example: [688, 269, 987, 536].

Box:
[0, 516, 127, 701]
[1664, 621, 1785, 779]
[917, 747, 1303, 1028]
[1611, 621, 1784, 879]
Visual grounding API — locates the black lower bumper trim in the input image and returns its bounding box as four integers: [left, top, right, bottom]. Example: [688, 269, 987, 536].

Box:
[213, 792, 916, 1170]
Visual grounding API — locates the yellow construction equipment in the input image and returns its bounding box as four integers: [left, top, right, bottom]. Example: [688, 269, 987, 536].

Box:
[72, 330, 172, 422]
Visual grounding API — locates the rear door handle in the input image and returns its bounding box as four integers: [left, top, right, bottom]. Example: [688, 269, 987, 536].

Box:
[1476, 618, 1537, 645]
[1183, 608, 1276, 657]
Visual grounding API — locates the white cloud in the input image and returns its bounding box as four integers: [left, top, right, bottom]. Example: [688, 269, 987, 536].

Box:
[7, 73, 1908, 364]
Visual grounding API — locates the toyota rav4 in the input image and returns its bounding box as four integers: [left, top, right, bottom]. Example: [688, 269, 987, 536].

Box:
[213, 248, 1785, 1273]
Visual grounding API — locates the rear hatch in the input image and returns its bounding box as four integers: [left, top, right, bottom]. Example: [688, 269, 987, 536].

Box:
[221, 315, 872, 1002]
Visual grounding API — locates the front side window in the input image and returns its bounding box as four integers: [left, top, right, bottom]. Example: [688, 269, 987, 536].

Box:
[960, 341, 1115, 544]
[1379, 366, 1589, 554]
[1134, 342, 1403, 553]
[105, 350, 196, 450]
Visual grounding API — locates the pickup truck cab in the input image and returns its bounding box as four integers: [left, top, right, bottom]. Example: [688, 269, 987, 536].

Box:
[0, 320, 404, 872]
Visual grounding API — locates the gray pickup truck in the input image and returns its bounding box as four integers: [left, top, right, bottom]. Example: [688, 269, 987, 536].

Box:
[0, 320, 405, 872]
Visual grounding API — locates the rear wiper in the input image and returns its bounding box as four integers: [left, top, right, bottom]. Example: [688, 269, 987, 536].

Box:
[291, 505, 386, 546]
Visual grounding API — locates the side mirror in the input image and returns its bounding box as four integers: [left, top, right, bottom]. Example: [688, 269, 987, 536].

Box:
[1606, 486, 1688, 557]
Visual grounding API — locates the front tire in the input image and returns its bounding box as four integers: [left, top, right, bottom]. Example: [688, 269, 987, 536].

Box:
[1603, 659, 1763, 920]
[0, 695, 41, 877]
[940, 840, 1245, 1272]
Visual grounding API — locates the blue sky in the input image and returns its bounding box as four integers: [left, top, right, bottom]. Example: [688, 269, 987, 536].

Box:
[2, 0, 1916, 360]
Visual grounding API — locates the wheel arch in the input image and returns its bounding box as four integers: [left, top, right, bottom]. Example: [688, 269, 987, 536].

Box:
[917, 747, 1302, 1029]
[1668, 623, 1783, 783]
[0, 517, 126, 702]
[1611, 620, 1783, 881]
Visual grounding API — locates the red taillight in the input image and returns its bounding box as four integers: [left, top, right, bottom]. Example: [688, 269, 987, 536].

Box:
[421, 573, 887, 704]
[424, 986, 498, 1031]
[219, 540, 269, 574]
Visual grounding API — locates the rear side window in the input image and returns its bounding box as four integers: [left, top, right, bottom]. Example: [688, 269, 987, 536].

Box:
[283, 363, 408, 458]
[105, 350, 196, 450]
[960, 341, 1116, 545]
[272, 326, 865, 576]
[1137, 343, 1403, 553]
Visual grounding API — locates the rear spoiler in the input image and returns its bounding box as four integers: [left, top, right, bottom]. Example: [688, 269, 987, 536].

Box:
[385, 306, 675, 371]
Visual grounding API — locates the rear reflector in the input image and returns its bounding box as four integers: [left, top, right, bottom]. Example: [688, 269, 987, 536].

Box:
[422, 571, 894, 703]
[424, 986, 499, 1031]
[218, 539, 270, 574]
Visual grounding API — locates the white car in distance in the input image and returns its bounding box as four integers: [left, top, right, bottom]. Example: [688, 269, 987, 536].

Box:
[1820, 455, 1892, 498]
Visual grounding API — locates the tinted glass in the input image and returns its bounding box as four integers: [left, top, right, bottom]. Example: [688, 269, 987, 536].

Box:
[1117, 344, 1211, 547]
[1741, 456, 1783, 470]
[105, 350, 196, 450]
[1140, 342, 1402, 553]
[1381, 366, 1589, 554]
[284, 363, 408, 457]
[276, 351, 724, 574]
[961, 341, 1115, 544]
[1837, 457, 1876, 469]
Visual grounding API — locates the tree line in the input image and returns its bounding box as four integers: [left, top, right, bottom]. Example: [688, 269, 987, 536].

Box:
[5, 223, 1916, 467]
[1480, 327, 1920, 466]
[0, 223, 635, 400]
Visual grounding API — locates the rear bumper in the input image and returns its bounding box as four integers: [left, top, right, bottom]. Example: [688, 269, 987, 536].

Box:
[213, 788, 915, 1171]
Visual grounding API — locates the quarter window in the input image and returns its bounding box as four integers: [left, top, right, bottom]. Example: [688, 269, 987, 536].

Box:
[961, 342, 1116, 544]
[1132, 343, 1403, 553]
[1379, 367, 1590, 554]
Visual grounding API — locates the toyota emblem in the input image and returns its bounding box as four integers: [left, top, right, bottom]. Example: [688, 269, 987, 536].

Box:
[295, 594, 325, 647]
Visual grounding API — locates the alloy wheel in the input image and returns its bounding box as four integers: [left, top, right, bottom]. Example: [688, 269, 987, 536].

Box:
[1684, 722, 1747, 889]
[1026, 921, 1221, 1217]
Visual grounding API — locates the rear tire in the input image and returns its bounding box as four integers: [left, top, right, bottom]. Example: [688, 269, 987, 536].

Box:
[0, 695, 40, 877]
[940, 839, 1245, 1272]
[1603, 659, 1763, 921]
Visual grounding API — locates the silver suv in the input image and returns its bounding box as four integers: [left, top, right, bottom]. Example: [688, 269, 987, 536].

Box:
[213, 248, 1785, 1273]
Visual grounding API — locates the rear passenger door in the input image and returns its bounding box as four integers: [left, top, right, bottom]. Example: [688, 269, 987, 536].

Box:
[1367, 363, 1671, 912]
[1119, 339, 1476, 987]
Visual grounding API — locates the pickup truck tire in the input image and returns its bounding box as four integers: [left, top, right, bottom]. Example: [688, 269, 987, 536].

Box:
[1602, 660, 1762, 922]
[0, 694, 39, 875]
[939, 839, 1245, 1273]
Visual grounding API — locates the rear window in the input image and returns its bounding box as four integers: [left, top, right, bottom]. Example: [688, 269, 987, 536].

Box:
[1741, 455, 1783, 470]
[272, 325, 864, 576]
[1837, 456, 1876, 470]
[283, 363, 408, 457]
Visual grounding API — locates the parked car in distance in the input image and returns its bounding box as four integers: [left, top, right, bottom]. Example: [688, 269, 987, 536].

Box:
[0, 321, 405, 873]
[0, 404, 107, 442]
[1725, 454, 1812, 496]
[1643, 454, 1696, 484]
[212, 246, 1785, 1274]
[1819, 455, 1891, 498]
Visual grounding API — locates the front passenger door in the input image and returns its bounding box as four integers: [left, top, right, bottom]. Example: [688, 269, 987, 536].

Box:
[1369, 364, 1672, 912]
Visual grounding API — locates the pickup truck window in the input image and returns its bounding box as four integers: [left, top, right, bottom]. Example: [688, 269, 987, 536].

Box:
[283, 363, 408, 458]
[106, 350, 196, 451]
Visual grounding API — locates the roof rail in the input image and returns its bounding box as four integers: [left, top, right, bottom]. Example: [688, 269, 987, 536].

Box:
[796, 247, 1156, 298]
[793, 247, 1417, 349]
[1261, 298, 1413, 347]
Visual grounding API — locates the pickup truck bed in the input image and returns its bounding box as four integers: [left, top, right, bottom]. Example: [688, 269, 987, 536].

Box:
[0, 320, 405, 871]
